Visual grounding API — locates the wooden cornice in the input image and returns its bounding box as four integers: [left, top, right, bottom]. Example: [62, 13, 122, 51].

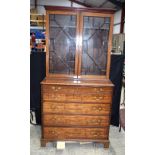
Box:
[44, 5, 116, 13]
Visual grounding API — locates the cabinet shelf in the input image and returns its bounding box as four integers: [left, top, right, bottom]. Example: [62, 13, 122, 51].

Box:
[30, 13, 46, 28]
[49, 25, 109, 30]
[31, 20, 46, 23]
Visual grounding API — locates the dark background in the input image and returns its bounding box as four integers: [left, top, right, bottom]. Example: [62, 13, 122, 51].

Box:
[30, 52, 124, 126]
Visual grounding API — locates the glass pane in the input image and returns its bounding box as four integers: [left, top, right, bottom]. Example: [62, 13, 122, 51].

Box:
[49, 14, 76, 74]
[81, 16, 110, 75]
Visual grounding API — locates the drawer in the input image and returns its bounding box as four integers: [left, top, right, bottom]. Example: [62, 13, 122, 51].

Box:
[42, 93, 66, 101]
[43, 102, 111, 115]
[43, 102, 64, 113]
[81, 94, 112, 103]
[65, 94, 81, 102]
[43, 114, 110, 127]
[42, 93, 81, 102]
[43, 127, 108, 139]
[42, 85, 113, 94]
[42, 93, 112, 103]
[42, 85, 75, 93]
[85, 128, 108, 139]
[77, 87, 113, 94]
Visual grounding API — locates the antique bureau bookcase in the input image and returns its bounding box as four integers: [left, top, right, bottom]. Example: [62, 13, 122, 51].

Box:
[41, 6, 114, 148]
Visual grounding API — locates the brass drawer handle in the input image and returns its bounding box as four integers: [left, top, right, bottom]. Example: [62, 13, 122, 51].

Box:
[48, 131, 55, 134]
[49, 117, 57, 121]
[98, 107, 103, 111]
[93, 134, 99, 136]
[94, 97, 99, 100]
[94, 88, 104, 92]
[92, 106, 103, 111]
[97, 119, 102, 123]
[91, 132, 100, 136]
[51, 86, 62, 91]
[94, 96, 103, 100]
[58, 87, 61, 90]
[52, 86, 55, 90]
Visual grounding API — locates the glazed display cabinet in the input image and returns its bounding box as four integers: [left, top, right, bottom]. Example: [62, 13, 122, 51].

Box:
[41, 6, 115, 148]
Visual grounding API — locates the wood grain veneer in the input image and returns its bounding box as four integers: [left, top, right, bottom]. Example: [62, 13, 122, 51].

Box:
[41, 79, 114, 148]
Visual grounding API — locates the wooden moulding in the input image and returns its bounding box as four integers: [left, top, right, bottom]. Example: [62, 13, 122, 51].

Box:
[44, 6, 116, 14]
[41, 138, 110, 148]
[40, 78, 114, 87]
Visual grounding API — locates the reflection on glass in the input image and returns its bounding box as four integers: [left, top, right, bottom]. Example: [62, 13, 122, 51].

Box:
[49, 15, 76, 74]
[81, 16, 110, 75]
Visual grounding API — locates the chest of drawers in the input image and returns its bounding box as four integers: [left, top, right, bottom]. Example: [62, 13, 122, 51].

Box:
[41, 78, 114, 148]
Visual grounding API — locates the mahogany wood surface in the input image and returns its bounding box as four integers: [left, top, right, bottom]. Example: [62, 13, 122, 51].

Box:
[41, 78, 114, 87]
[43, 102, 111, 115]
[43, 114, 110, 127]
[43, 127, 108, 139]
[41, 6, 114, 149]
[41, 80, 113, 148]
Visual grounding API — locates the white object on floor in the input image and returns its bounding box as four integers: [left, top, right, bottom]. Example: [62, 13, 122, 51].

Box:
[56, 141, 65, 150]
[80, 142, 92, 144]
[30, 111, 36, 124]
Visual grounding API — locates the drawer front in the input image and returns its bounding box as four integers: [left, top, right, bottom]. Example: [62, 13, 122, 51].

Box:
[43, 102, 111, 115]
[42, 85, 113, 94]
[85, 128, 108, 139]
[42, 93, 112, 103]
[43, 127, 108, 139]
[42, 93, 81, 102]
[43, 114, 110, 127]
[78, 87, 113, 94]
[82, 94, 112, 103]
[42, 85, 75, 94]
[43, 102, 64, 113]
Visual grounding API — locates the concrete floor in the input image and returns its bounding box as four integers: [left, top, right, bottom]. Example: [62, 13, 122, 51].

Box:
[30, 125, 125, 155]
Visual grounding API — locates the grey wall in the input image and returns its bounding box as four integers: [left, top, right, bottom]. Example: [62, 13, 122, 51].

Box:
[30, 0, 123, 34]
[113, 10, 122, 34]
[30, 0, 85, 14]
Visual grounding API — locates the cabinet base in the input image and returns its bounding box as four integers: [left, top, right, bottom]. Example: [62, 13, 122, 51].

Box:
[102, 141, 110, 148]
[41, 138, 110, 148]
[41, 139, 47, 147]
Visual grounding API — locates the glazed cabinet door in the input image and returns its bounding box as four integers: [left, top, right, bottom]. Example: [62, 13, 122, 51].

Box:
[46, 11, 79, 77]
[78, 12, 114, 78]
[46, 10, 114, 79]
